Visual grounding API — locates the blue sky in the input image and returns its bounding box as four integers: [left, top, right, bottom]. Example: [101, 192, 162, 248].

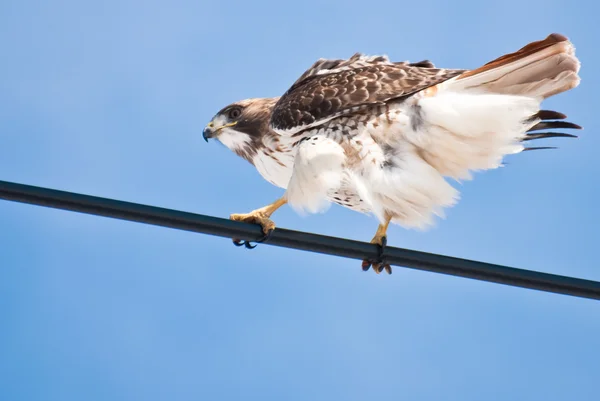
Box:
[1, 0, 599, 400]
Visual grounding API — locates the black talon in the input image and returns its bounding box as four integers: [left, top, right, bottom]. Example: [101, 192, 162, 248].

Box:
[232, 229, 274, 249]
[362, 236, 391, 273]
[232, 238, 259, 248]
[375, 236, 387, 266]
[379, 236, 387, 257]
[377, 237, 392, 274]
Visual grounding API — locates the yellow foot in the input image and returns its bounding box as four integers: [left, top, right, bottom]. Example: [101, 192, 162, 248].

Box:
[230, 211, 276, 236]
[228, 197, 287, 248]
[362, 220, 392, 275]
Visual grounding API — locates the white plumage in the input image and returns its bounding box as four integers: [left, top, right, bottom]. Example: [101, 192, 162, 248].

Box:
[282, 35, 580, 229]
[204, 33, 582, 273]
[286, 135, 347, 215]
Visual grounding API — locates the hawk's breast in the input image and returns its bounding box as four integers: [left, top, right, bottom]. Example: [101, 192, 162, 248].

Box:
[251, 136, 297, 188]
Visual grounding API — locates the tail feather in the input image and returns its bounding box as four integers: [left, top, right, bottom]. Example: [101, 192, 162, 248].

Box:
[446, 33, 581, 99]
[444, 33, 583, 148]
[410, 33, 582, 180]
[381, 34, 583, 229]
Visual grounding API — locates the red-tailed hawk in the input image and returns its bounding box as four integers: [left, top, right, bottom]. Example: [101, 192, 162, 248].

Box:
[203, 33, 581, 274]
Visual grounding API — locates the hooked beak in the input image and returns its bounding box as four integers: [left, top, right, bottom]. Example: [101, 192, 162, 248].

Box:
[202, 121, 238, 142]
[202, 123, 214, 142]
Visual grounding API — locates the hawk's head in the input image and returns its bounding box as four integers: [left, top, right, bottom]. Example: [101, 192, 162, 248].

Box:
[203, 97, 279, 159]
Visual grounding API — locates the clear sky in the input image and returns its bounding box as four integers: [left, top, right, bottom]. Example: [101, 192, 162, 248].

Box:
[1, 1, 599, 400]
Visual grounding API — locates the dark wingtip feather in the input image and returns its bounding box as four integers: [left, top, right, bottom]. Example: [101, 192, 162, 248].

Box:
[523, 132, 579, 141]
[528, 121, 583, 132]
[522, 146, 558, 151]
[537, 110, 567, 120]
[517, 106, 580, 155]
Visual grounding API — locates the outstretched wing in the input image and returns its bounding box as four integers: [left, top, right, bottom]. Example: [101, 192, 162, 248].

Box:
[270, 56, 466, 136]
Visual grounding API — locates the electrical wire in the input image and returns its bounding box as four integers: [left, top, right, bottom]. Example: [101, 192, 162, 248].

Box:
[1, 179, 598, 301]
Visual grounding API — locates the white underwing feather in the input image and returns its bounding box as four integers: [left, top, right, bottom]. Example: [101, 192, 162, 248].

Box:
[285, 135, 346, 215]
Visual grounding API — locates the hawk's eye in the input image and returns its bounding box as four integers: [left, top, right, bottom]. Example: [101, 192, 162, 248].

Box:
[228, 107, 242, 120]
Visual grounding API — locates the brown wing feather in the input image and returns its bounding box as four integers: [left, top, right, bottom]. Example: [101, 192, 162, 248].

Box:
[290, 53, 438, 90]
[289, 53, 392, 89]
[270, 63, 465, 134]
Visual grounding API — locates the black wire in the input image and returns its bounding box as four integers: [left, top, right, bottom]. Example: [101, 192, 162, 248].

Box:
[1, 179, 599, 301]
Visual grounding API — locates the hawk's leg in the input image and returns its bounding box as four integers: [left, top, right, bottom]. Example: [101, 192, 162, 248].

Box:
[361, 216, 392, 274]
[230, 197, 287, 248]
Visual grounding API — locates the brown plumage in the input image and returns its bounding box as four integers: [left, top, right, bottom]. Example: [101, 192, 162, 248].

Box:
[270, 62, 466, 135]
